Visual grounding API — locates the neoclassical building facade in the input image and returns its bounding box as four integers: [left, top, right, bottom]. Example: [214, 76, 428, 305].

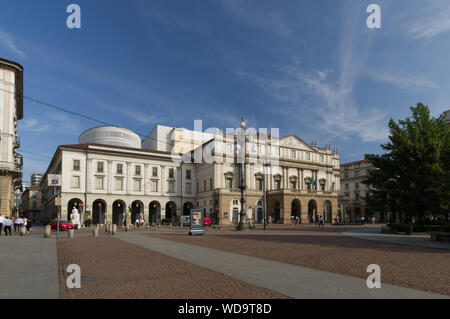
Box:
[40, 125, 340, 226]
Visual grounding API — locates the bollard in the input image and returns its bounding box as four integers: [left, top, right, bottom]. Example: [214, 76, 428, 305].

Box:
[169, 224, 172, 229]
[158, 223, 160, 228]
[112, 224, 117, 235]
[20, 226, 26, 236]
[93, 226, 99, 237]
[68, 229, 74, 238]
[44, 225, 51, 238]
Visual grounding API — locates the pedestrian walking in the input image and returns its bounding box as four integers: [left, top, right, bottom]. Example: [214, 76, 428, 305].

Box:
[3, 216, 12, 236]
[361, 216, 365, 225]
[123, 216, 128, 232]
[26, 219, 32, 233]
[290, 215, 295, 228]
[14, 217, 23, 232]
[319, 215, 324, 228]
[0, 214, 4, 236]
[315, 215, 319, 227]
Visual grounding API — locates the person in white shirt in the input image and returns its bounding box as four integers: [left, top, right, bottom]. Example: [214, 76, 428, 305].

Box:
[3, 217, 13, 236]
[0, 215, 4, 236]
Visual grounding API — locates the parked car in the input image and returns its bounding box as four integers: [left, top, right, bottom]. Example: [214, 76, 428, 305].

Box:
[49, 219, 74, 231]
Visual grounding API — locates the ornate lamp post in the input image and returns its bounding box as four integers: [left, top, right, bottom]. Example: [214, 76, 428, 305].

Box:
[235, 117, 248, 231]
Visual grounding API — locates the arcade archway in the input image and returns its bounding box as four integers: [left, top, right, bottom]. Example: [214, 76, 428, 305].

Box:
[112, 200, 125, 225]
[92, 199, 106, 225]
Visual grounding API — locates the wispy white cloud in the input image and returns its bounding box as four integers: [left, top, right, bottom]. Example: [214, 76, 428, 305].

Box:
[368, 70, 437, 90]
[406, 1, 450, 40]
[0, 26, 25, 58]
[22, 119, 50, 133]
[220, 0, 293, 37]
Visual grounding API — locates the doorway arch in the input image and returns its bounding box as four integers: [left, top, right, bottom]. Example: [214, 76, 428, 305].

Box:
[131, 200, 144, 225]
[183, 202, 194, 216]
[113, 200, 125, 225]
[165, 201, 177, 223]
[149, 201, 161, 225]
[308, 200, 317, 224]
[68, 198, 83, 221]
[291, 199, 301, 221]
[92, 199, 106, 225]
[323, 200, 332, 223]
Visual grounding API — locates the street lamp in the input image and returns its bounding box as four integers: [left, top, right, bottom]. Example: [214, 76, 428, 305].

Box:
[235, 117, 248, 231]
[262, 156, 268, 230]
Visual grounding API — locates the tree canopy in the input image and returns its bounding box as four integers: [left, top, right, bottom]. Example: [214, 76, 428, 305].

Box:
[363, 103, 450, 221]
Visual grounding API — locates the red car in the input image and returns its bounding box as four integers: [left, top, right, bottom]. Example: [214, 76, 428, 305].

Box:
[203, 217, 211, 226]
[49, 219, 74, 231]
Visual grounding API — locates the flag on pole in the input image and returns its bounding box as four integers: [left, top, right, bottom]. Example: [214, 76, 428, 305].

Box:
[310, 176, 314, 189]
[314, 177, 317, 190]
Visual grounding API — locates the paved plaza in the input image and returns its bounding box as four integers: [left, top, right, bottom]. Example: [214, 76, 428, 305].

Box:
[1, 225, 449, 299]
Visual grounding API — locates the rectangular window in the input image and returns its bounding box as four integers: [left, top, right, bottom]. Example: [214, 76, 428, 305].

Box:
[168, 181, 175, 193]
[291, 150, 296, 158]
[355, 182, 359, 189]
[305, 152, 311, 160]
[151, 180, 158, 192]
[355, 170, 360, 177]
[115, 178, 123, 191]
[134, 179, 141, 191]
[226, 178, 233, 189]
[97, 162, 103, 173]
[152, 167, 158, 177]
[32, 201, 37, 209]
[169, 168, 174, 179]
[291, 181, 296, 190]
[73, 160, 80, 171]
[210, 178, 213, 190]
[95, 177, 104, 189]
[203, 180, 207, 192]
[135, 165, 141, 176]
[117, 164, 123, 174]
[320, 184, 325, 191]
[320, 155, 324, 163]
[186, 170, 191, 179]
[275, 180, 281, 190]
[72, 176, 80, 188]
[345, 183, 349, 190]
[186, 182, 192, 194]
[257, 179, 263, 191]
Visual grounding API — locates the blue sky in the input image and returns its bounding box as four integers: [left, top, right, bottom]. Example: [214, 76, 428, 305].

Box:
[1, 0, 450, 182]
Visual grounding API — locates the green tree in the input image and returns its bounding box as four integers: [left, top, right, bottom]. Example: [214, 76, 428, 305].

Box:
[363, 103, 449, 222]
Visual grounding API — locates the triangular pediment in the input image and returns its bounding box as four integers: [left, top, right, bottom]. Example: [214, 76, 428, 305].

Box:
[279, 135, 313, 151]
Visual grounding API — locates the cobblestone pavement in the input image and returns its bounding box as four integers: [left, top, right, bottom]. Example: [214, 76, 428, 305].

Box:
[146, 229, 450, 296]
[57, 234, 288, 299]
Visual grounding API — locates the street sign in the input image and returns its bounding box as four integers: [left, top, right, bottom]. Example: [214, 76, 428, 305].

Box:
[48, 174, 62, 187]
[189, 209, 204, 236]
[55, 197, 61, 206]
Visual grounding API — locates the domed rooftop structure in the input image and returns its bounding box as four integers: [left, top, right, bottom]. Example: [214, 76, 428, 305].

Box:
[78, 126, 141, 149]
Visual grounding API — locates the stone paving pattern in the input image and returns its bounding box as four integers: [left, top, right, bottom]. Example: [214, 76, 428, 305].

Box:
[147, 229, 450, 296]
[57, 234, 288, 299]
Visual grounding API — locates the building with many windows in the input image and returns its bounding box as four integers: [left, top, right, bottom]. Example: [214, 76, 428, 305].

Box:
[0, 58, 23, 217]
[20, 185, 42, 221]
[339, 159, 385, 223]
[40, 124, 341, 226]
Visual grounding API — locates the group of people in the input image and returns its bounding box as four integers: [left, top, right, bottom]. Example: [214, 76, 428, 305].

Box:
[0, 215, 32, 236]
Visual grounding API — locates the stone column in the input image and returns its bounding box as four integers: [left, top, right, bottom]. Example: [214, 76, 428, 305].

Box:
[126, 162, 132, 195]
[144, 164, 149, 195]
[107, 160, 113, 194]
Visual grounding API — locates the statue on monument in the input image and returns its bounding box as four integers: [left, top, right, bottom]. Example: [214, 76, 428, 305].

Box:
[71, 207, 80, 230]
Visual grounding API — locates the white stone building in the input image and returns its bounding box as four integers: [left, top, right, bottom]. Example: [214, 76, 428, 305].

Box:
[0, 58, 23, 217]
[40, 124, 341, 226]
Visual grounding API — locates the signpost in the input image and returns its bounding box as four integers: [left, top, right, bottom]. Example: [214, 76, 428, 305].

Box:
[189, 209, 204, 236]
[48, 175, 62, 239]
